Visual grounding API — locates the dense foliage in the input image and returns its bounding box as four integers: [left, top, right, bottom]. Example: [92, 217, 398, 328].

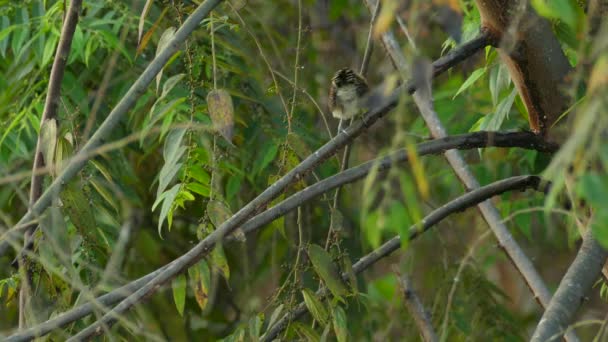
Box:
[0, 0, 607, 340]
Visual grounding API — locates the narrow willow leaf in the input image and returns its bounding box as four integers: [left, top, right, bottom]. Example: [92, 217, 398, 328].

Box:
[137, 0, 154, 45]
[248, 315, 263, 341]
[453, 68, 485, 98]
[154, 183, 181, 236]
[267, 304, 284, 331]
[331, 306, 348, 342]
[292, 322, 321, 341]
[308, 244, 349, 299]
[188, 259, 211, 311]
[341, 254, 358, 295]
[211, 245, 230, 280]
[405, 139, 429, 199]
[137, 7, 168, 57]
[207, 89, 235, 143]
[155, 27, 176, 93]
[172, 274, 187, 316]
[302, 288, 329, 324]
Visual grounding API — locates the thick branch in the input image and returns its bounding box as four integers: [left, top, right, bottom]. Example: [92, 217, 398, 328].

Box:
[531, 229, 608, 341]
[261, 175, 547, 341]
[6, 131, 553, 341]
[0, 0, 225, 256]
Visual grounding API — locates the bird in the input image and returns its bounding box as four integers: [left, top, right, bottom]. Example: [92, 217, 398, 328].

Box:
[328, 68, 369, 121]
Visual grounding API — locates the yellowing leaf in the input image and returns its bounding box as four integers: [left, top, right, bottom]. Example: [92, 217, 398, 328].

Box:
[374, 0, 398, 38]
[188, 259, 211, 311]
[406, 139, 429, 199]
[207, 89, 235, 143]
[589, 56, 608, 94]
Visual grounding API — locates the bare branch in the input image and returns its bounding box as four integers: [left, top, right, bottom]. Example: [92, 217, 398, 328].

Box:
[5, 130, 553, 341]
[397, 272, 438, 342]
[261, 175, 547, 341]
[531, 229, 608, 341]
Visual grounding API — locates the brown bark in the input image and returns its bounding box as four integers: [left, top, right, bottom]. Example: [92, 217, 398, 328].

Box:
[474, 0, 573, 139]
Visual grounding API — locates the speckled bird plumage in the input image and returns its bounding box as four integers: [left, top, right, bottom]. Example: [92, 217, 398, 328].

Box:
[329, 68, 369, 120]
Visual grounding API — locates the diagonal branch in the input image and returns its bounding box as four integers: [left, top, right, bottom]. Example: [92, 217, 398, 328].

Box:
[364, 4, 579, 340]
[0, 0, 225, 257]
[5, 131, 554, 341]
[63, 29, 494, 340]
[261, 175, 548, 341]
[531, 229, 608, 341]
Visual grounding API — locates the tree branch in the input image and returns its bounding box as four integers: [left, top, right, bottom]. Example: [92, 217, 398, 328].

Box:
[0, 0, 225, 256]
[531, 229, 608, 341]
[261, 175, 547, 341]
[62, 28, 494, 340]
[19, 0, 83, 329]
[6, 131, 553, 341]
[367, 9, 579, 341]
[397, 272, 438, 342]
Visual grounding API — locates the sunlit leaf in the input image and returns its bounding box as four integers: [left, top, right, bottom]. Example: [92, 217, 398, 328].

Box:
[153, 183, 181, 236]
[40, 118, 57, 173]
[374, 0, 398, 38]
[137, 0, 154, 46]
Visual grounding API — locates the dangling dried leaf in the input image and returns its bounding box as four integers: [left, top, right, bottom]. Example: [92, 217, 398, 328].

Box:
[188, 259, 211, 311]
[207, 89, 235, 143]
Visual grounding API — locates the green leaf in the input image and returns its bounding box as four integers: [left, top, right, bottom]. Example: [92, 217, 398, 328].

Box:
[480, 88, 517, 131]
[331, 305, 348, 342]
[302, 288, 329, 324]
[267, 304, 284, 331]
[153, 183, 181, 236]
[60, 181, 97, 243]
[292, 322, 321, 341]
[207, 199, 232, 228]
[172, 274, 187, 316]
[308, 244, 349, 299]
[211, 245, 230, 280]
[42, 31, 58, 67]
[161, 73, 185, 99]
[186, 182, 210, 197]
[253, 142, 279, 176]
[453, 68, 485, 98]
[248, 315, 263, 341]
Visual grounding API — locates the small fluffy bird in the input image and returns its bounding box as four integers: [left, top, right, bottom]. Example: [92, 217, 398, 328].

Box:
[328, 68, 369, 120]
